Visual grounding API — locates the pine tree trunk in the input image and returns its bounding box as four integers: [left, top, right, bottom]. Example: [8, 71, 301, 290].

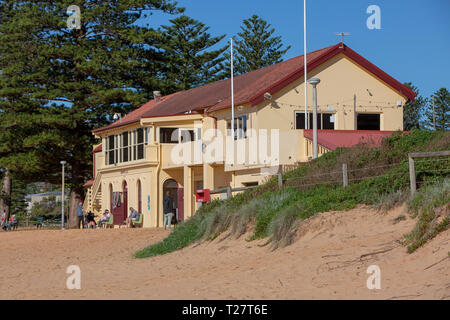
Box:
[1, 168, 11, 221]
[68, 161, 84, 228]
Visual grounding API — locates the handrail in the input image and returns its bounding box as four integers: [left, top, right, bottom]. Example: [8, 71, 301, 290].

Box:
[91, 171, 102, 202]
[409, 150, 450, 158]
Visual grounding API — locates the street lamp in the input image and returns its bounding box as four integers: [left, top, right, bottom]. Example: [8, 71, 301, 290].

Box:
[113, 113, 122, 123]
[308, 78, 321, 159]
[60, 160, 66, 230]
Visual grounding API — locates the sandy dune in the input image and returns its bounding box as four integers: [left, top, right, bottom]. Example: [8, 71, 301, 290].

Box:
[0, 205, 448, 300]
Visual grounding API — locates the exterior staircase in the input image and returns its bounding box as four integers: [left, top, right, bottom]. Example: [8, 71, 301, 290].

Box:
[83, 172, 103, 217]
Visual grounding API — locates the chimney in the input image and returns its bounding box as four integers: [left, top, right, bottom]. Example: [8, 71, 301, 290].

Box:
[153, 91, 161, 103]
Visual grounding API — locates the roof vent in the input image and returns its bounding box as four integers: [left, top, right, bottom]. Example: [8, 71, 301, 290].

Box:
[153, 91, 162, 102]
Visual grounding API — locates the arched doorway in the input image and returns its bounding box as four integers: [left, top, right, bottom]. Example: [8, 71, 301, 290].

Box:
[163, 179, 179, 223]
[122, 181, 128, 223]
[137, 179, 142, 214]
[109, 183, 113, 212]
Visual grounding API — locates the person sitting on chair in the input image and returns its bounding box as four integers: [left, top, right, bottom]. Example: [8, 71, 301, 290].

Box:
[126, 207, 139, 228]
[98, 209, 110, 228]
[7, 214, 18, 231]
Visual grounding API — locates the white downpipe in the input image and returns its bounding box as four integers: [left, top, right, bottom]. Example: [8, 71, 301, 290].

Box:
[304, 0, 308, 129]
[230, 38, 235, 139]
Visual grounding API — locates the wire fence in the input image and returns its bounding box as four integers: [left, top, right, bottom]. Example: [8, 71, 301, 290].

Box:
[282, 152, 449, 192]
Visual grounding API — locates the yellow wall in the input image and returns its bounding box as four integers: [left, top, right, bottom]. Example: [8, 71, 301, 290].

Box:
[86, 53, 408, 227]
[253, 54, 405, 132]
[99, 164, 153, 227]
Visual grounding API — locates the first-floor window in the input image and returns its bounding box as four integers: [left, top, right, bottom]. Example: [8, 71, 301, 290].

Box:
[136, 128, 145, 160]
[160, 127, 200, 144]
[295, 112, 335, 130]
[106, 135, 116, 165]
[105, 127, 149, 165]
[160, 128, 178, 144]
[227, 115, 247, 139]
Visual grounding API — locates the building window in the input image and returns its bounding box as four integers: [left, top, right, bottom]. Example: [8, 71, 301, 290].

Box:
[160, 128, 199, 144]
[227, 115, 247, 139]
[106, 135, 115, 165]
[357, 113, 380, 130]
[160, 128, 179, 144]
[136, 128, 145, 160]
[180, 129, 195, 143]
[105, 128, 148, 165]
[121, 131, 130, 163]
[295, 112, 335, 130]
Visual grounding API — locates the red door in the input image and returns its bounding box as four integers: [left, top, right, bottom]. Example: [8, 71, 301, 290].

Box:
[177, 188, 184, 222]
[111, 192, 123, 225]
[123, 189, 128, 223]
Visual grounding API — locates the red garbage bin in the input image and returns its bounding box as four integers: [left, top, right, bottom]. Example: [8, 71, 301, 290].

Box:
[195, 189, 211, 203]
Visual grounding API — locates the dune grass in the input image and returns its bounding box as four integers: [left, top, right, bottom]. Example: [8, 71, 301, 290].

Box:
[404, 178, 450, 253]
[135, 130, 450, 258]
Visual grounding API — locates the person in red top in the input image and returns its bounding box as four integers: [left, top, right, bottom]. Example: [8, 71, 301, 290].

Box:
[0, 211, 6, 231]
[7, 214, 17, 230]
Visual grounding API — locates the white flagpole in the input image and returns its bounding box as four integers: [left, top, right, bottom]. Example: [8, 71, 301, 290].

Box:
[304, 0, 308, 129]
[231, 38, 235, 138]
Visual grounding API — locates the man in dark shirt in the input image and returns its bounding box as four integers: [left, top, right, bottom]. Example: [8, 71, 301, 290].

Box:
[77, 201, 84, 229]
[163, 191, 174, 230]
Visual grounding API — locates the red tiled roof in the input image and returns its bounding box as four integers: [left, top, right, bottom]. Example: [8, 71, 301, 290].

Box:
[303, 130, 402, 151]
[93, 43, 416, 133]
[83, 179, 94, 188]
[92, 93, 178, 133]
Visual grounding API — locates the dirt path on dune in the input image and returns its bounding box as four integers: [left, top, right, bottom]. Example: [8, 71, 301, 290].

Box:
[0, 205, 448, 299]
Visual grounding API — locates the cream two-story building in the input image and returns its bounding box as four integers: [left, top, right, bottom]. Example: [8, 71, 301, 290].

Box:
[83, 43, 416, 228]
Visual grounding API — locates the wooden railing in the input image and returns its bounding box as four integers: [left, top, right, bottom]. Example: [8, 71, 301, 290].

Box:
[91, 172, 102, 205]
[408, 150, 450, 196]
[304, 138, 330, 159]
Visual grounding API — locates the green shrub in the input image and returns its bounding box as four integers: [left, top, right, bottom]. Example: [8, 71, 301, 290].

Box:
[135, 130, 450, 258]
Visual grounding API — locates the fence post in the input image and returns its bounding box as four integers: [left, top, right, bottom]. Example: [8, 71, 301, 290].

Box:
[409, 156, 416, 196]
[227, 186, 232, 199]
[278, 173, 283, 189]
[342, 163, 348, 187]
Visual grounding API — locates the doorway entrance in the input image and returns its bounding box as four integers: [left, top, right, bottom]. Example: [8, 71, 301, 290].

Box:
[163, 179, 178, 223]
[122, 181, 128, 223]
[357, 113, 380, 130]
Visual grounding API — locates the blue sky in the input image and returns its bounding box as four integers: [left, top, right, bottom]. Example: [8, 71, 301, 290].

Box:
[143, 0, 450, 98]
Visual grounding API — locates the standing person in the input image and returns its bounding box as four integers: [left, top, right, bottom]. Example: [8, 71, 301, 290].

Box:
[163, 191, 174, 230]
[126, 207, 139, 228]
[77, 201, 84, 229]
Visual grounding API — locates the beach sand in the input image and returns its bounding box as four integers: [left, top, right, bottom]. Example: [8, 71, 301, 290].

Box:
[0, 205, 448, 299]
